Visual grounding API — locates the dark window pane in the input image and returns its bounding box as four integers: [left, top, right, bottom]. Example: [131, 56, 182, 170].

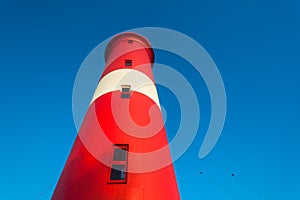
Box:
[125, 59, 132, 66]
[110, 164, 126, 180]
[122, 87, 130, 93]
[113, 148, 127, 161]
[128, 40, 133, 44]
[121, 93, 130, 98]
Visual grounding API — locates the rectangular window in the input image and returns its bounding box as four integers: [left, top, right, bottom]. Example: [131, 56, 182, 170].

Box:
[121, 93, 130, 98]
[108, 144, 128, 184]
[121, 87, 130, 93]
[113, 147, 127, 161]
[121, 85, 131, 99]
[125, 59, 132, 66]
[110, 164, 126, 180]
[128, 40, 133, 44]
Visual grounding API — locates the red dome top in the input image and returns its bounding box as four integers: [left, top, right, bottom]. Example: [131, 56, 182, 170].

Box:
[104, 32, 155, 66]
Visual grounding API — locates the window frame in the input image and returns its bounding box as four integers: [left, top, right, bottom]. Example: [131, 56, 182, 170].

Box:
[120, 85, 131, 99]
[107, 144, 129, 184]
[125, 59, 132, 67]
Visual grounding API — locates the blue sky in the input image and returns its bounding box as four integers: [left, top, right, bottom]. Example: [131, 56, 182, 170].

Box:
[0, 0, 300, 199]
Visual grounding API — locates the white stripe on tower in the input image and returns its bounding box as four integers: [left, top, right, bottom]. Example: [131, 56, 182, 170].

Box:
[90, 69, 161, 109]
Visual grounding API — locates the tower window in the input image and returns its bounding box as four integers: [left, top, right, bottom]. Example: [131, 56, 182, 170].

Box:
[125, 59, 132, 66]
[108, 144, 128, 184]
[128, 40, 133, 44]
[110, 164, 126, 180]
[121, 85, 131, 98]
[121, 93, 130, 98]
[113, 147, 127, 161]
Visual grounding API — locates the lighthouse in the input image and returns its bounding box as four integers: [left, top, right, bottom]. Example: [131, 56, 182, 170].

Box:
[52, 32, 180, 199]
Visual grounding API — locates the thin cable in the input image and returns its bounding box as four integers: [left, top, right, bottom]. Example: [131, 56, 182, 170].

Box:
[191, 167, 242, 200]
[33, 182, 56, 200]
[234, 176, 270, 200]
[208, 158, 270, 200]
[199, 171, 243, 200]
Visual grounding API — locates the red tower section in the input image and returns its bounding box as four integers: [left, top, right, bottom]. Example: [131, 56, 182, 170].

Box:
[52, 33, 180, 200]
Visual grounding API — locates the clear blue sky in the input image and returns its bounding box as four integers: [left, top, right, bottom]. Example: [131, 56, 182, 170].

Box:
[0, 0, 299, 199]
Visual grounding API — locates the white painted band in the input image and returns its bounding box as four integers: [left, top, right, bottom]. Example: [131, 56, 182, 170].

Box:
[90, 69, 160, 109]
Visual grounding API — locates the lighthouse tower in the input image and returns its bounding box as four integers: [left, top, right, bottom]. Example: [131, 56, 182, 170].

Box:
[52, 33, 180, 200]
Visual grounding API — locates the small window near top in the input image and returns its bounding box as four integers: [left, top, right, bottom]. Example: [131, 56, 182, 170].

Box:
[121, 93, 130, 98]
[122, 87, 130, 93]
[121, 85, 131, 99]
[125, 59, 132, 66]
[128, 40, 133, 44]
